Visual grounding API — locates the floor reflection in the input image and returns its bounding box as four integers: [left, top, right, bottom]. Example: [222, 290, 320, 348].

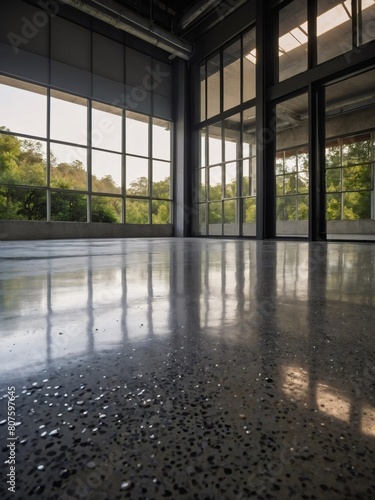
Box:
[0, 238, 374, 498]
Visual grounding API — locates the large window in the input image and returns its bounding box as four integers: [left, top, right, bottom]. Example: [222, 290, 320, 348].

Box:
[199, 27, 256, 123]
[278, 0, 375, 81]
[197, 110, 257, 236]
[275, 93, 309, 237]
[326, 134, 372, 221]
[325, 70, 375, 237]
[0, 75, 172, 225]
[195, 27, 256, 236]
[125, 113, 171, 224]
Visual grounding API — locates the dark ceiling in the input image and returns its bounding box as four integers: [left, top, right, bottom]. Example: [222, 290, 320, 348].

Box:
[114, 0, 226, 38]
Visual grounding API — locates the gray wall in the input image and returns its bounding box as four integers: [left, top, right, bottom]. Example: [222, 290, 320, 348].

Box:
[0, 221, 173, 241]
[0, 0, 173, 119]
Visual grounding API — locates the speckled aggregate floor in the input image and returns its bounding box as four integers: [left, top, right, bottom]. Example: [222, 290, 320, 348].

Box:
[0, 238, 374, 499]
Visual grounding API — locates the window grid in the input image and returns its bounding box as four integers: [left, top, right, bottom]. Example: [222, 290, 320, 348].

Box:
[195, 26, 256, 236]
[276, 148, 310, 222]
[325, 132, 374, 221]
[0, 76, 172, 225]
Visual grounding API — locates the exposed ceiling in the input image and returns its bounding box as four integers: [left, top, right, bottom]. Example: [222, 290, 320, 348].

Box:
[59, 0, 248, 60]
[114, 0, 218, 36]
[58, 0, 250, 58]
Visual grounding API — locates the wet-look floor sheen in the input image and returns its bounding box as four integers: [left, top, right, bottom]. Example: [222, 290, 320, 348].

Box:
[0, 238, 374, 499]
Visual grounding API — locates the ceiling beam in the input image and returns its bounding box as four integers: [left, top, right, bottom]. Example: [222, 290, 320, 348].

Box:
[59, 0, 193, 59]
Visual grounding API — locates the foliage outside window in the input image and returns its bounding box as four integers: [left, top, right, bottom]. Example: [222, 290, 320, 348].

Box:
[276, 148, 309, 222]
[196, 26, 256, 236]
[326, 134, 373, 221]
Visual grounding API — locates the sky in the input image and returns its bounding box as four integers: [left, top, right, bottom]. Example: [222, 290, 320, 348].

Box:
[0, 83, 171, 189]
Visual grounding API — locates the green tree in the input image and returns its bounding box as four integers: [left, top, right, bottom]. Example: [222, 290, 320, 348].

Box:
[326, 137, 372, 220]
[0, 130, 47, 220]
[126, 199, 149, 224]
[92, 196, 120, 223]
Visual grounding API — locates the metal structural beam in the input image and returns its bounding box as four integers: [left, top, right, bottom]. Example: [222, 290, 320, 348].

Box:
[59, 0, 193, 60]
[178, 0, 219, 31]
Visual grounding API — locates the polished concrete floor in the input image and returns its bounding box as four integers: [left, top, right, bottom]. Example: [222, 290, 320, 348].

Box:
[0, 238, 374, 499]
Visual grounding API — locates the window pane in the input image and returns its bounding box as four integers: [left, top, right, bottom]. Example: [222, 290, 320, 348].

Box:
[207, 53, 220, 119]
[343, 191, 371, 219]
[0, 135, 47, 187]
[225, 162, 237, 198]
[326, 193, 341, 220]
[326, 168, 341, 192]
[0, 186, 46, 220]
[152, 118, 171, 161]
[298, 171, 309, 193]
[200, 129, 206, 167]
[92, 150, 122, 194]
[199, 204, 206, 227]
[276, 93, 309, 235]
[243, 107, 256, 158]
[0, 76, 47, 138]
[224, 114, 240, 161]
[223, 199, 237, 223]
[199, 168, 206, 202]
[208, 123, 222, 165]
[285, 173, 297, 194]
[126, 156, 148, 196]
[285, 153, 297, 173]
[223, 39, 241, 111]
[243, 197, 256, 223]
[342, 136, 371, 166]
[50, 90, 87, 145]
[92, 196, 122, 223]
[152, 161, 170, 199]
[152, 200, 170, 224]
[317, 0, 352, 64]
[276, 176, 284, 195]
[208, 202, 221, 224]
[50, 143, 87, 191]
[209, 166, 222, 201]
[126, 112, 149, 156]
[243, 28, 256, 102]
[279, 0, 308, 81]
[326, 143, 341, 168]
[343, 164, 372, 191]
[51, 191, 87, 221]
[276, 153, 284, 175]
[280, 196, 297, 221]
[297, 194, 309, 220]
[298, 150, 309, 171]
[243, 158, 257, 196]
[92, 102, 122, 152]
[359, 0, 375, 44]
[126, 199, 149, 224]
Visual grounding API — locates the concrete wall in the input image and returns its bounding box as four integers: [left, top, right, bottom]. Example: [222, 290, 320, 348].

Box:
[0, 221, 173, 241]
[276, 220, 309, 237]
[327, 220, 375, 239]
